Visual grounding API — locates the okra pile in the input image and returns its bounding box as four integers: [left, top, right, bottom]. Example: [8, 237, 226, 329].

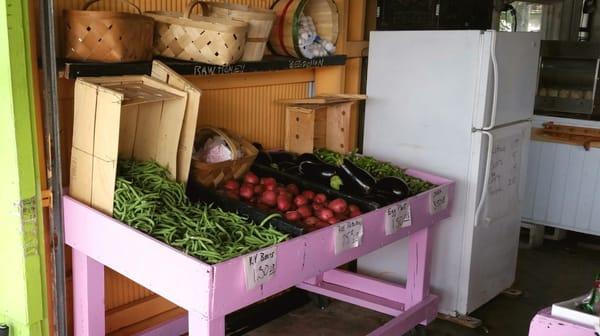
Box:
[315, 149, 436, 195]
[113, 160, 287, 264]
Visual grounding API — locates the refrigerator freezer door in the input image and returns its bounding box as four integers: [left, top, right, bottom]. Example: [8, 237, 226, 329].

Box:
[458, 121, 531, 313]
[359, 30, 486, 314]
[473, 32, 541, 129]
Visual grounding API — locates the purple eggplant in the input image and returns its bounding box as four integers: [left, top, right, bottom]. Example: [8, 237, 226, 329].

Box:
[339, 159, 376, 193]
[371, 177, 410, 202]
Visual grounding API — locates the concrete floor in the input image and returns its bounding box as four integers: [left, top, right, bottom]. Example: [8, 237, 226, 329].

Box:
[247, 233, 600, 336]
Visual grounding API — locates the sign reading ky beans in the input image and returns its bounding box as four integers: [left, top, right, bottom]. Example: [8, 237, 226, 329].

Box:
[244, 246, 277, 290]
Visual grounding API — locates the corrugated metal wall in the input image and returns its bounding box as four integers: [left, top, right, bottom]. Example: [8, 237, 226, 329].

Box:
[523, 140, 600, 235]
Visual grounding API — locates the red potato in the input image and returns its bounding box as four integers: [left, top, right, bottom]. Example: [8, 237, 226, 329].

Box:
[286, 184, 300, 195]
[315, 221, 329, 229]
[317, 208, 334, 221]
[239, 184, 254, 199]
[314, 193, 327, 204]
[348, 204, 360, 213]
[261, 177, 277, 186]
[328, 198, 348, 214]
[277, 196, 292, 212]
[327, 217, 339, 225]
[223, 180, 239, 191]
[244, 172, 259, 185]
[261, 190, 277, 207]
[350, 210, 362, 218]
[294, 195, 309, 207]
[253, 184, 264, 194]
[301, 190, 315, 201]
[277, 186, 287, 194]
[285, 211, 301, 222]
[265, 184, 277, 191]
[312, 203, 324, 211]
[225, 190, 239, 200]
[304, 216, 319, 226]
[297, 205, 312, 218]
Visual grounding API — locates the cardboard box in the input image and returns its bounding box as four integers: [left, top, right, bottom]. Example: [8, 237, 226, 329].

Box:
[70, 74, 189, 215]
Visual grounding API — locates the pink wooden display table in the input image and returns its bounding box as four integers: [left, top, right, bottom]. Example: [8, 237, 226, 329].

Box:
[529, 308, 597, 336]
[64, 169, 454, 336]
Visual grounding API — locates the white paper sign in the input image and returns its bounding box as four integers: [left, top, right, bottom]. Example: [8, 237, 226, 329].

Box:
[334, 218, 364, 254]
[385, 201, 412, 235]
[429, 186, 449, 214]
[244, 246, 277, 290]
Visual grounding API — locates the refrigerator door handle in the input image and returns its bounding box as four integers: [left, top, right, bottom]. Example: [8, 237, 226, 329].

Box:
[483, 31, 498, 131]
[474, 130, 494, 227]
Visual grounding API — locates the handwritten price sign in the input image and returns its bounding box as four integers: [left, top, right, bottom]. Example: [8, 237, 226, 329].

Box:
[385, 201, 412, 235]
[429, 186, 449, 214]
[244, 246, 277, 290]
[334, 218, 364, 255]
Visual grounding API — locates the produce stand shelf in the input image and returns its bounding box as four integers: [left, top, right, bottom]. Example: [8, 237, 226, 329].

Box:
[529, 308, 596, 336]
[65, 169, 454, 336]
[60, 55, 347, 79]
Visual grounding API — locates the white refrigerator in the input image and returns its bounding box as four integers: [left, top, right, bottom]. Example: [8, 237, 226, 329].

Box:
[357, 30, 540, 315]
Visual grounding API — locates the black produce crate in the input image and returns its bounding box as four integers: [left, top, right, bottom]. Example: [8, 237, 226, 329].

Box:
[187, 181, 305, 237]
[251, 164, 381, 212]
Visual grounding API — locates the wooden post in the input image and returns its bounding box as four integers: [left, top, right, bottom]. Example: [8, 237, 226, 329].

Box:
[72, 249, 105, 336]
[188, 313, 225, 336]
[405, 228, 432, 309]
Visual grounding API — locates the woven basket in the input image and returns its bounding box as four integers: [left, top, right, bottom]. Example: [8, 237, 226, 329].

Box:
[191, 127, 258, 188]
[145, 1, 248, 65]
[269, 0, 339, 58]
[63, 0, 154, 63]
[210, 3, 276, 62]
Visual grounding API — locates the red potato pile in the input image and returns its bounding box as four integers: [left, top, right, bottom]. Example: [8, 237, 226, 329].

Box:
[222, 172, 363, 232]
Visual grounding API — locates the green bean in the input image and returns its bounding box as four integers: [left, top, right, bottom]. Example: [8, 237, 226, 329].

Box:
[113, 159, 289, 265]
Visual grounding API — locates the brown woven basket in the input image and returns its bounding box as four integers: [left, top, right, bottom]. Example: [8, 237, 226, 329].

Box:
[191, 127, 258, 188]
[269, 0, 339, 58]
[63, 0, 154, 63]
[145, 1, 249, 66]
[209, 3, 276, 62]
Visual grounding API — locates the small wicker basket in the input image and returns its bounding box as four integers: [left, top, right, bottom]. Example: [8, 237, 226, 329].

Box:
[145, 1, 249, 65]
[63, 0, 154, 63]
[191, 127, 258, 188]
[209, 3, 276, 62]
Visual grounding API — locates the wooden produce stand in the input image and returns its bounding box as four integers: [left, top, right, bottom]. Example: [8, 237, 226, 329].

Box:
[51, 0, 368, 331]
[65, 168, 454, 335]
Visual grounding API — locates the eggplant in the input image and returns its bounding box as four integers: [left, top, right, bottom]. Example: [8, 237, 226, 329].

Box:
[371, 177, 410, 202]
[274, 161, 297, 170]
[283, 165, 301, 175]
[255, 151, 272, 166]
[268, 151, 297, 164]
[339, 159, 376, 193]
[295, 153, 323, 165]
[299, 161, 367, 194]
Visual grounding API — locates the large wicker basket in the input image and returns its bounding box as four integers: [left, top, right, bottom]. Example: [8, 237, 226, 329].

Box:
[63, 0, 154, 63]
[145, 1, 249, 65]
[209, 3, 276, 62]
[191, 127, 258, 188]
[269, 0, 339, 58]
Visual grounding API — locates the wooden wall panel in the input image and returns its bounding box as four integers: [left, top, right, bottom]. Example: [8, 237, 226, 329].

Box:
[54, 0, 275, 13]
[196, 82, 310, 149]
[105, 270, 154, 310]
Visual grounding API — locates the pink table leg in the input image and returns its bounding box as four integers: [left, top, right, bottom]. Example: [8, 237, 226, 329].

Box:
[188, 312, 225, 335]
[406, 228, 431, 310]
[72, 248, 105, 336]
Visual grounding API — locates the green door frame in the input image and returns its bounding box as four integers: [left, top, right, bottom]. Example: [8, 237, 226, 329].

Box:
[0, 0, 50, 335]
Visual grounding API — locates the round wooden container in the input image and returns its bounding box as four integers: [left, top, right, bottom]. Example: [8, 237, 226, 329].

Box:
[269, 0, 339, 58]
[210, 3, 276, 62]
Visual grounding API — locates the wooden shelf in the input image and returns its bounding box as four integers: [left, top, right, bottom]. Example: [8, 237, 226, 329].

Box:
[60, 55, 347, 79]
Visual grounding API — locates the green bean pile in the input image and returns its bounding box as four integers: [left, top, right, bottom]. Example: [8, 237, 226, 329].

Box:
[314, 148, 436, 196]
[113, 160, 288, 264]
